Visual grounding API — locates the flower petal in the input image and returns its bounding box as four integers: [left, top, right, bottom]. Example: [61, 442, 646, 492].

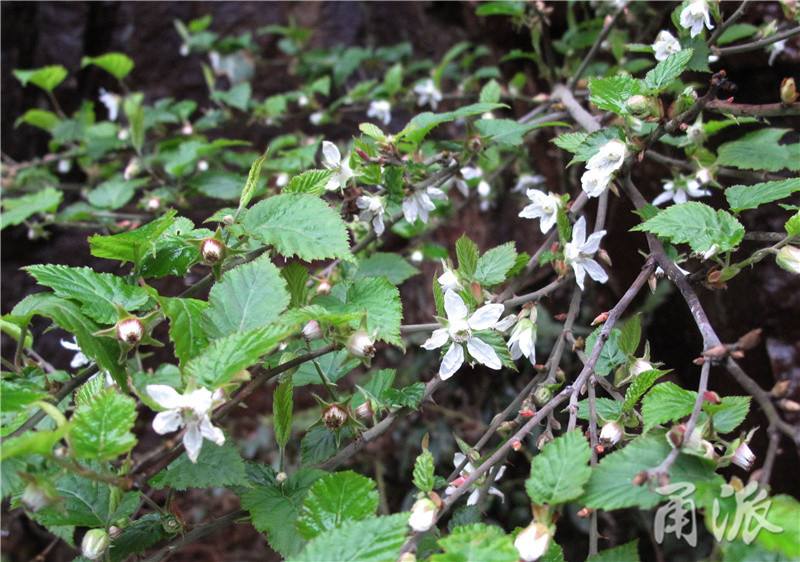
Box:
[184, 387, 214, 416]
[444, 290, 468, 321]
[152, 410, 183, 435]
[439, 343, 464, 380]
[468, 303, 505, 331]
[199, 416, 225, 445]
[582, 230, 606, 255]
[146, 385, 184, 409]
[422, 328, 450, 350]
[572, 216, 587, 247]
[183, 422, 204, 463]
[322, 141, 341, 167]
[467, 337, 501, 370]
[582, 258, 608, 284]
[572, 261, 587, 290]
[467, 489, 480, 506]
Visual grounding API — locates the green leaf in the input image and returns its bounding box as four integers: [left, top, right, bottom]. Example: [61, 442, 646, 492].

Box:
[622, 369, 667, 413]
[413, 449, 435, 492]
[321, 277, 403, 347]
[35, 473, 139, 527]
[716, 23, 758, 45]
[89, 211, 177, 265]
[293, 349, 358, 386]
[274, 377, 293, 450]
[525, 429, 591, 505]
[13, 65, 68, 92]
[0, 380, 47, 412]
[633, 202, 745, 254]
[297, 471, 379, 540]
[285, 169, 333, 196]
[577, 397, 623, 422]
[474, 242, 517, 286]
[717, 129, 800, 173]
[476, 1, 525, 17]
[15, 108, 61, 131]
[479, 79, 502, 103]
[725, 178, 800, 212]
[359, 123, 387, 142]
[705, 395, 750, 433]
[431, 523, 518, 562]
[212, 82, 252, 111]
[355, 252, 419, 285]
[1, 187, 63, 229]
[69, 389, 137, 460]
[87, 176, 146, 210]
[751, 494, 800, 559]
[204, 255, 289, 338]
[455, 235, 480, 278]
[186, 325, 290, 389]
[109, 513, 167, 562]
[1, 427, 67, 460]
[289, 514, 409, 562]
[643, 49, 693, 92]
[552, 131, 588, 153]
[589, 75, 642, 114]
[24, 264, 150, 325]
[581, 431, 723, 510]
[239, 151, 267, 211]
[160, 297, 209, 366]
[301, 426, 339, 465]
[81, 53, 134, 80]
[642, 382, 696, 431]
[128, 103, 145, 155]
[241, 467, 326, 557]
[584, 327, 627, 377]
[149, 441, 249, 490]
[243, 194, 351, 262]
[587, 540, 640, 562]
[397, 102, 506, 145]
[138, 217, 205, 279]
[784, 211, 800, 237]
[475, 118, 560, 147]
[617, 315, 642, 355]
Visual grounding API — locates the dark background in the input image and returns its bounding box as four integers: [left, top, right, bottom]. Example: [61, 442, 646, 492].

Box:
[2, 2, 799, 561]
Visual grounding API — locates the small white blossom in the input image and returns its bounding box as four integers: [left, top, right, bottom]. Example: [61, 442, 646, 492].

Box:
[768, 40, 787, 66]
[321, 141, 354, 191]
[519, 189, 562, 234]
[410, 250, 424, 264]
[99, 88, 120, 121]
[275, 172, 289, 187]
[61, 337, 90, 369]
[146, 385, 225, 463]
[414, 78, 443, 110]
[564, 216, 608, 290]
[653, 30, 682, 61]
[117, 128, 129, 141]
[367, 100, 392, 126]
[444, 452, 505, 506]
[731, 442, 756, 470]
[513, 173, 546, 193]
[586, 139, 626, 176]
[437, 264, 462, 292]
[631, 358, 654, 377]
[408, 498, 438, 532]
[701, 243, 720, 260]
[347, 330, 375, 358]
[580, 167, 613, 198]
[403, 186, 447, 224]
[460, 166, 483, 181]
[686, 115, 705, 143]
[57, 159, 71, 174]
[309, 111, 324, 125]
[600, 421, 624, 446]
[302, 320, 322, 340]
[356, 194, 386, 235]
[652, 178, 711, 206]
[179, 44, 190, 57]
[421, 290, 505, 379]
[477, 180, 492, 211]
[680, 0, 714, 38]
[181, 122, 194, 136]
[297, 93, 309, 107]
[196, 159, 209, 172]
[124, 157, 141, 181]
[515, 522, 551, 562]
[508, 317, 537, 364]
[695, 167, 711, 185]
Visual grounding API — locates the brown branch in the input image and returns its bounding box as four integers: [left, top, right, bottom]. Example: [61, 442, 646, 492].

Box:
[712, 25, 800, 56]
[142, 509, 247, 562]
[708, 0, 751, 46]
[705, 99, 800, 117]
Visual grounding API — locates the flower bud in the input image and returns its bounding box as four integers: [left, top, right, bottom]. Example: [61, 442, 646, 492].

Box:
[599, 421, 623, 447]
[625, 94, 655, 117]
[731, 442, 756, 471]
[347, 331, 375, 358]
[181, 122, 193, 135]
[302, 320, 322, 341]
[316, 279, 332, 295]
[771, 380, 791, 398]
[703, 390, 721, 404]
[21, 482, 56, 512]
[736, 328, 762, 351]
[81, 529, 110, 560]
[514, 522, 551, 562]
[410, 250, 424, 264]
[123, 157, 141, 181]
[201, 238, 225, 265]
[630, 358, 654, 377]
[197, 159, 209, 172]
[777, 398, 800, 412]
[322, 404, 349, 430]
[222, 214, 235, 225]
[146, 197, 161, 212]
[408, 497, 438, 532]
[398, 553, 417, 562]
[116, 317, 144, 345]
[775, 246, 800, 274]
[109, 525, 123, 539]
[533, 386, 552, 406]
[276, 471, 288, 483]
[781, 77, 798, 105]
[57, 159, 71, 174]
[354, 401, 374, 421]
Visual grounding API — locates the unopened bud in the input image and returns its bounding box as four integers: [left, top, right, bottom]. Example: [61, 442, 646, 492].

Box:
[777, 399, 800, 413]
[533, 386, 552, 406]
[302, 320, 322, 341]
[410, 250, 424, 264]
[591, 311, 609, 326]
[625, 94, 653, 117]
[116, 317, 143, 345]
[595, 444, 605, 454]
[123, 157, 141, 181]
[181, 122, 193, 135]
[731, 442, 756, 471]
[200, 238, 225, 265]
[322, 404, 349, 429]
[196, 159, 209, 172]
[736, 328, 762, 351]
[316, 279, 332, 295]
[536, 432, 552, 450]
[702, 344, 729, 360]
[514, 522, 552, 562]
[597, 249, 612, 267]
[780, 77, 798, 105]
[632, 471, 649, 486]
[347, 330, 375, 358]
[81, 529, 110, 560]
[776, 246, 800, 274]
[703, 390, 721, 404]
[771, 380, 791, 398]
[553, 312, 568, 322]
[519, 407, 535, 418]
[21, 482, 56, 512]
[276, 471, 288, 483]
[599, 421, 623, 447]
[648, 274, 658, 293]
[398, 554, 417, 562]
[108, 525, 122, 539]
[511, 440, 522, 451]
[577, 507, 593, 518]
[354, 401, 374, 421]
[222, 214, 235, 225]
[146, 197, 161, 212]
[468, 136, 483, 153]
[408, 497, 438, 532]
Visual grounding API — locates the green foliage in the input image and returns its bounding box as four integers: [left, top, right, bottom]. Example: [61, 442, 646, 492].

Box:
[150, 442, 249, 490]
[634, 202, 745, 255]
[289, 514, 409, 562]
[526, 430, 591, 505]
[285, 169, 333, 196]
[479, 79, 502, 103]
[642, 382, 696, 431]
[13, 65, 68, 92]
[474, 242, 517, 286]
[319, 277, 403, 347]
[705, 395, 750, 434]
[475, 118, 561, 146]
[274, 377, 294, 450]
[584, 327, 627, 377]
[455, 235, 480, 279]
[622, 369, 668, 413]
[587, 540, 640, 562]
[81, 52, 135, 80]
[1, 187, 63, 229]
[643, 49, 693, 92]
[589, 75, 642, 114]
[69, 389, 137, 460]
[725, 178, 800, 212]
[397, 102, 506, 145]
[297, 471, 379, 539]
[413, 449, 435, 492]
[431, 523, 518, 562]
[354, 252, 419, 285]
[160, 297, 209, 365]
[239, 151, 267, 212]
[35, 473, 139, 527]
[717, 129, 800, 173]
[89, 212, 177, 266]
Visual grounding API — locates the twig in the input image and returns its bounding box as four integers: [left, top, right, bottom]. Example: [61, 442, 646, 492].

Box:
[705, 99, 800, 118]
[708, 0, 751, 46]
[568, 5, 627, 91]
[713, 26, 800, 56]
[758, 427, 781, 487]
[142, 509, 247, 562]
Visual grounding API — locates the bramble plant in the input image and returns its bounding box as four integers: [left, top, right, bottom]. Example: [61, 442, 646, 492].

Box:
[2, 2, 800, 561]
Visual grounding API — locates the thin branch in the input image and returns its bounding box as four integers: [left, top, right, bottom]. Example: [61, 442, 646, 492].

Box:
[568, 5, 627, 90]
[142, 509, 247, 562]
[708, 0, 751, 46]
[705, 99, 800, 118]
[713, 26, 800, 56]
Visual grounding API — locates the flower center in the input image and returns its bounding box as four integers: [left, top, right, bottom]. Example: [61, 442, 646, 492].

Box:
[448, 318, 470, 343]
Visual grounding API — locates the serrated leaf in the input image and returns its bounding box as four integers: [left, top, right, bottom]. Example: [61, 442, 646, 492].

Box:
[479, 79, 502, 103]
[301, 426, 340, 465]
[109, 513, 167, 562]
[643, 49, 693, 92]
[294, 347, 358, 386]
[274, 377, 293, 449]
[359, 123, 386, 141]
[89, 211, 177, 265]
[285, 169, 333, 196]
[397, 102, 506, 145]
[239, 151, 268, 211]
[717, 129, 800, 173]
[240, 467, 326, 557]
[476, 118, 562, 147]
[785, 211, 800, 237]
[204, 255, 290, 338]
[15, 108, 60, 131]
[186, 325, 290, 389]
[69, 389, 137, 460]
[716, 23, 758, 45]
[0, 380, 47, 412]
[705, 395, 750, 434]
[587, 540, 640, 562]
[297, 471, 379, 540]
[642, 382, 696, 431]
[138, 217, 206, 279]
[622, 369, 667, 413]
[552, 131, 588, 153]
[160, 297, 208, 365]
[617, 315, 642, 355]
[24, 264, 150, 325]
[289, 514, 409, 562]
[474, 242, 517, 286]
[243, 194, 351, 261]
[1, 187, 63, 229]
[149, 441, 249, 490]
[34, 473, 139, 527]
[577, 397, 624, 422]
[87, 176, 146, 210]
[413, 449, 435, 492]
[283, 262, 310, 308]
[633, 202, 745, 254]
[455, 235, 479, 278]
[589, 75, 642, 114]
[725, 178, 800, 212]
[13, 65, 68, 92]
[320, 277, 403, 347]
[584, 327, 627, 377]
[354, 252, 419, 285]
[431, 523, 518, 562]
[526, 429, 591, 505]
[81, 53, 134, 80]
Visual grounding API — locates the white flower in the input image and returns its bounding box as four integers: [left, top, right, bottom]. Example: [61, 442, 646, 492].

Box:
[367, 100, 392, 126]
[181, 122, 194, 136]
[408, 498, 438, 532]
[478, 181, 492, 212]
[652, 178, 711, 206]
[146, 385, 225, 463]
[508, 317, 536, 364]
[513, 173, 546, 193]
[421, 290, 505, 380]
[275, 172, 289, 187]
[99, 88, 120, 121]
[768, 40, 787, 66]
[81, 529, 110, 561]
[117, 128, 129, 141]
[686, 115, 705, 143]
[586, 139, 626, 176]
[124, 157, 141, 181]
[653, 30, 682, 61]
[297, 93, 309, 107]
[564, 216, 608, 290]
[347, 330, 375, 358]
[600, 421, 624, 446]
[179, 43, 190, 57]
[519, 189, 561, 233]
[57, 159, 71, 174]
[580, 167, 612, 198]
[61, 337, 90, 369]
[495, 314, 517, 333]
[695, 167, 711, 185]
[403, 186, 447, 224]
[414, 78, 443, 110]
[356, 194, 386, 235]
[196, 159, 209, 172]
[437, 264, 462, 292]
[116, 317, 143, 344]
[731, 442, 756, 470]
[631, 358, 654, 377]
[302, 320, 322, 341]
[309, 111, 324, 125]
[321, 141, 354, 191]
[776, 246, 800, 274]
[680, 0, 713, 38]
[410, 250, 424, 264]
[701, 243, 719, 260]
[444, 452, 505, 506]
[514, 522, 551, 562]
[460, 166, 483, 181]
